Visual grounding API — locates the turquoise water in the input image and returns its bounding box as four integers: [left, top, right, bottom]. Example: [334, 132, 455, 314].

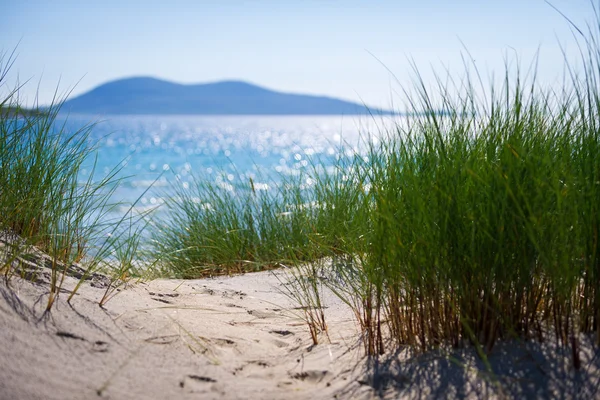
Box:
[58, 114, 388, 218]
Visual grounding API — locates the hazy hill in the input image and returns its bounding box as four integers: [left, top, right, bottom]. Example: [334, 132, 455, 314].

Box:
[61, 77, 390, 115]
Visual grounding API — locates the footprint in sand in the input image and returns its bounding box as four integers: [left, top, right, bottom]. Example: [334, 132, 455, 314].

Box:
[55, 331, 110, 353]
[269, 329, 294, 337]
[234, 360, 272, 379]
[179, 375, 224, 395]
[290, 370, 331, 383]
[223, 303, 244, 309]
[210, 338, 236, 347]
[56, 331, 85, 341]
[92, 340, 109, 352]
[151, 297, 173, 304]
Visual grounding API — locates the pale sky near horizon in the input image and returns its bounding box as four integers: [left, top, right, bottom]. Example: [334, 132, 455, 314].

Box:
[0, 0, 594, 110]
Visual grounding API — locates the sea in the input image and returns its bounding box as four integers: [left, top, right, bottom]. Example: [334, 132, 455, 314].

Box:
[57, 114, 394, 221]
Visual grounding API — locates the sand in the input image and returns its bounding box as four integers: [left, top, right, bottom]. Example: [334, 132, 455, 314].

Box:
[0, 261, 370, 400]
[1, 254, 599, 399]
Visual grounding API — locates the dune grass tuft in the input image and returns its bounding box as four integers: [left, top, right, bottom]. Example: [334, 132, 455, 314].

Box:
[0, 50, 154, 310]
[152, 7, 600, 360]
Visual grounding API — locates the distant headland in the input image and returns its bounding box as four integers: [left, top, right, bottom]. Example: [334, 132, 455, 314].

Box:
[61, 77, 393, 115]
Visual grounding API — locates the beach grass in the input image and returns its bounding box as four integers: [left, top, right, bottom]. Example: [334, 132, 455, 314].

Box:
[0, 50, 153, 310]
[1, 3, 598, 375]
[151, 6, 600, 361]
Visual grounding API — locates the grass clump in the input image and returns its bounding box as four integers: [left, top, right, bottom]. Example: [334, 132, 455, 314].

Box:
[153, 6, 600, 361]
[151, 173, 314, 278]
[151, 155, 370, 278]
[349, 11, 600, 357]
[0, 50, 152, 310]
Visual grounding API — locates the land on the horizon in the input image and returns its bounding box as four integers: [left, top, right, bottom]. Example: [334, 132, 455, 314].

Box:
[61, 77, 393, 115]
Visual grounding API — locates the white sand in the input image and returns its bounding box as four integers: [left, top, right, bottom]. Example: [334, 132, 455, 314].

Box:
[1, 259, 598, 399]
[0, 265, 370, 400]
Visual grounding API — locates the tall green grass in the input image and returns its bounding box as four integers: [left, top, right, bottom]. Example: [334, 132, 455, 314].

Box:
[0, 50, 152, 310]
[151, 153, 372, 277]
[152, 172, 314, 277]
[153, 6, 600, 360]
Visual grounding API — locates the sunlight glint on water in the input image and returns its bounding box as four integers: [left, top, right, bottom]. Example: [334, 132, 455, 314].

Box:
[59, 115, 392, 218]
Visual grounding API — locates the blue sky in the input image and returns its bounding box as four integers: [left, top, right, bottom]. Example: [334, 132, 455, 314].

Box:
[0, 0, 593, 109]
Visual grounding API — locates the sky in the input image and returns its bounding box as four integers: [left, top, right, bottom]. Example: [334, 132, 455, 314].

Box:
[0, 0, 594, 110]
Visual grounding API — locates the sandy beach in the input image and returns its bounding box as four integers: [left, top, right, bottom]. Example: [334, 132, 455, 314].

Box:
[0, 263, 369, 400]
[1, 261, 598, 400]
[4, 1, 600, 398]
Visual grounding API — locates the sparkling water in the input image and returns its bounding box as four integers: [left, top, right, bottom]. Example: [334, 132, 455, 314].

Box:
[57, 114, 390, 219]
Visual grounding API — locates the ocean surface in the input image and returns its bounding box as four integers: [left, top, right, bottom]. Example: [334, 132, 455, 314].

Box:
[57, 114, 393, 220]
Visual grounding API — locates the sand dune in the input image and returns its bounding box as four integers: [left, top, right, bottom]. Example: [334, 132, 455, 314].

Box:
[0, 266, 369, 399]
[1, 262, 598, 399]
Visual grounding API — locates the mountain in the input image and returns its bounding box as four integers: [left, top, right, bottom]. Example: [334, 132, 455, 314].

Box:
[61, 77, 391, 115]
